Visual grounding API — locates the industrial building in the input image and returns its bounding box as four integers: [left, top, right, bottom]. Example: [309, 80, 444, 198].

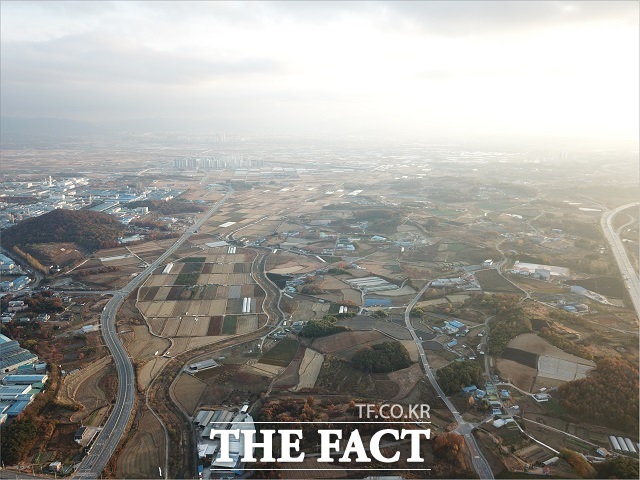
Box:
[0, 333, 38, 372]
[2, 373, 49, 385]
[0, 254, 16, 272]
[0, 275, 30, 292]
[345, 276, 398, 293]
[192, 407, 256, 476]
[187, 359, 219, 373]
[510, 261, 569, 279]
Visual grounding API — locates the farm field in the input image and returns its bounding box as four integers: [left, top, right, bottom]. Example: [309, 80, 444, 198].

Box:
[293, 348, 324, 391]
[259, 338, 300, 367]
[116, 409, 165, 480]
[172, 373, 208, 415]
[475, 269, 522, 293]
[497, 333, 596, 392]
[57, 356, 114, 425]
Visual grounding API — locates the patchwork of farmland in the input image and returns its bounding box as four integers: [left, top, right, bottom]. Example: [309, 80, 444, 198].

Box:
[136, 247, 267, 341]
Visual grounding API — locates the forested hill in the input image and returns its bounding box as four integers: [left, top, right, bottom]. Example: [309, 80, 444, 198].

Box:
[1, 209, 125, 251]
[557, 357, 639, 434]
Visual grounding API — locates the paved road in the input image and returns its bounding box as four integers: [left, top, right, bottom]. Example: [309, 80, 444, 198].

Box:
[404, 284, 495, 479]
[74, 188, 233, 479]
[601, 202, 640, 319]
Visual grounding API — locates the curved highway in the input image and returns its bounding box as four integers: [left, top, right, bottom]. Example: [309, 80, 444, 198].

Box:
[74, 188, 233, 479]
[404, 283, 494, 479]
[600, 202, 640, 319]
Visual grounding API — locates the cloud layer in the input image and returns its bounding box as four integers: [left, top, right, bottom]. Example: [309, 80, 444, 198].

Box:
[1, 1, 638, 145]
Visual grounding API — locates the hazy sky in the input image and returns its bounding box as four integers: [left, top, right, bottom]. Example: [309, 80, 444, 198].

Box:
[1, 1, 638, 145]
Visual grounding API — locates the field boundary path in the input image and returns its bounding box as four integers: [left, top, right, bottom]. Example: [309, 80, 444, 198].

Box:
[74, 187, 233, 479]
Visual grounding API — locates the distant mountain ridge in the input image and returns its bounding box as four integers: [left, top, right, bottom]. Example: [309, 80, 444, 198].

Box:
[1, 117, 101, 137]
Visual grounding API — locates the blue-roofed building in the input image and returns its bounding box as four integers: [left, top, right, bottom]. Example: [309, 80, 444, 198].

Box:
[0, 254, 16, 272]
[446, 339, 458, 348]
[462, 385, 477, 393]
[364, 297, 392, 307]
[0, 334, 38, 373]
[449, 320, 465, 329]
[16, 362, 47, 374]
[0, 385, 32, 400]
[3, 373, 49, 385]
[6, 400, 31, 416]
[11, 276, 30, 290]
[475, 389, 487, 399]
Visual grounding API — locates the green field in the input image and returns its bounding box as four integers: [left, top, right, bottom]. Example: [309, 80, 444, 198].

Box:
[259, 338, 299, 367]
[222, 315, 237, 334]
[175, 272, 200, 286]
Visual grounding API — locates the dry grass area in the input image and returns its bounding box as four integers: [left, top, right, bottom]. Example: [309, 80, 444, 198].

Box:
[246, 362, 284, 377]
[57, 356, 114, 425]
[496, 358, 537, 392]
[121, 324, 170, 361]
[508, 333, 595, 365]
[293, 348, 324, 391]
[425, 351, 453, 369]
[389, 362, 423, 401]
[187, 335, 233, 350]
[312, 330, 387, 354]
[138, 356, 170, 390]
[266, 251, 323, 274]
[147, 317, 165, 335]
[236, 315, 259, 334]
[172, 373, 208, 415]
[399, 340, 419, 361]
[57, 355, 111, 405]
[116, 409, 165, 480]
[290, 299, 331, 322]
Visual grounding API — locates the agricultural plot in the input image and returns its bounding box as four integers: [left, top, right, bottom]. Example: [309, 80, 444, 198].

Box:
[147, 317, 166, 335]
[498, 333, 595, 391]
[500, 347, 538, 368]
[222, 315, 237, 334]
[475, 269, 522, 293]
[236, 315, 259, 334]
[537, 356, 592, 382]
[495, 358, 538, 392]
[208, 316, 223, 335]
[259, 338, 300, 367]
[293, 348, 324, 391]
[116, 410, 165, 480]
[172, 373, 207, 415]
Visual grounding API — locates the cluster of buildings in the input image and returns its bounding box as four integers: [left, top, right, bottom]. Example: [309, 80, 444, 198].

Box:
[0, 333, 38, 373]
[430, 274, 481, 291]
[462, 382, 505, 417]
[0, 275, 30, 292]
[194, 406, 255, 477]
[174, 156, 264, 170]
[510, 261, 570, 281]
[609, 436, 639, 454]
[0, 253, 17, 272]
[435, 319, 468, 336]
[0, 177, 90, 228]
[0, 175, 184, 230]
[345, 276, 398, 293]
[0, 361, 48, 423]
